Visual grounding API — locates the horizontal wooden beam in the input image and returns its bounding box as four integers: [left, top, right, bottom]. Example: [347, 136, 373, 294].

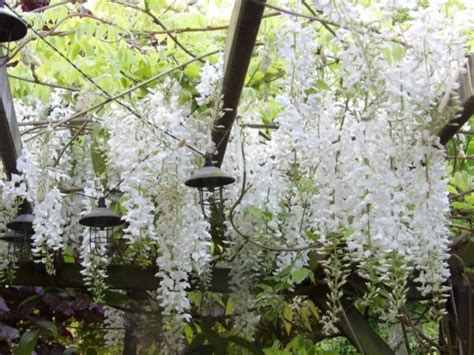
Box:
[212, 0, 265, 166]
[10, 262, 231, 293]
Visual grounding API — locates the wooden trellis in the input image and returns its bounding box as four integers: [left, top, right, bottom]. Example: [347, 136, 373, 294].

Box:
[1, 1, 474, 353]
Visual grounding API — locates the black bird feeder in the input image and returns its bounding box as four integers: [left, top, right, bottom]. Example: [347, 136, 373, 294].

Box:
[185, 154, 235, 219]
[0, 0, 28, 61]
[0, 230, 32, 262]
[7, 200, 34, 236]
[4, 200, 34, 262]
[79, 197, 123, 257]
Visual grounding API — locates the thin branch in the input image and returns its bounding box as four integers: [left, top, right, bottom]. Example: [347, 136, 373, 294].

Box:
[119, 70, 153, 94]
[8, 74, 80, 92]
[26, 50, 219, 142]
[253, 1, 408, 47]
[449, 188, 474, 200]
[140, 24, 229, 36]
[449, 223, 474, 232]
[53, 121, 89, 167]
[399, 319, 413, 355]
[301, 0, 337, 37]
[137, 11, 280, 36]
[228, 120, 320, 253]
[18, 118, 88, 127]
[403, 315, 443, 352]
[7, 4, 152, 134]
[447, 155, 474, 160]
[110, 0, 200, 60]
[259, 2, 338, 27]
[242, 123, 280, 130]
[31, 0, 71, 13]
[458, 129, 474, 135]
[3, 30, 73, 64]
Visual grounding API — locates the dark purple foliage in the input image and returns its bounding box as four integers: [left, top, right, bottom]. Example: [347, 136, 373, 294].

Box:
[0, 286, 105, 353]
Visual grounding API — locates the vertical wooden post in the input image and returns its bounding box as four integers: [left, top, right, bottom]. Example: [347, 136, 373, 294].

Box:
[122, 314, 138, 355]
[0, 47, 22, 178]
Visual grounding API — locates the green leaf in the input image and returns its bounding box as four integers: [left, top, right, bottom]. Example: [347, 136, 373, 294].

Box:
[63, 245, 75, 263]
[18, 295, 41, 309]
[226, 336, 264, 355]
[91, 141, 106, 178]
[183, 324, 194, 343]
[225, 298, 234, 317]
[37, 320, 58, 337]
[292, 268, 311, 284]
[305, 300, 319, 320]
[314, 80, 330, 91]
[102, 291, 132, 307]
[392, 43, 405, 61]
[188, 333, 206, 351]
[283, 306, 293, 335]
[185, 344, 214, 355]
[16, 330, 39, 355]
[308, 251, 319, 271]
[447, 184, 458, 194]
[184, 63, 202, 79]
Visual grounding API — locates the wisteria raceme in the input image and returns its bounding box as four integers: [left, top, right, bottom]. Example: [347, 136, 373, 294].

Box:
[222, 2, 466, 331]
[31, 187, 65, 272]
[229, 241, 262, 341]
[103, 306, 125, 348]
[103, 81, 214, 351]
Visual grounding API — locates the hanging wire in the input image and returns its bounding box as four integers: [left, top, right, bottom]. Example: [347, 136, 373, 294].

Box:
[5, 3, 205, 157]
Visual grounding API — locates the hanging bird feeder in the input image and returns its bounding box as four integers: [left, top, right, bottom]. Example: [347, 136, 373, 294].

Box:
[79, 197, 123, 257]
[0, 230, 32, 262]
[0, 0, 28, 61]
[4, 200, 34, 262]
[7, 200, 34, 236]
[185, 154, 235, 219]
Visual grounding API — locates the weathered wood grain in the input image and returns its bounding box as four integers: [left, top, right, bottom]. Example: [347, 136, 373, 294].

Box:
[211, 0, 265, 166]
[0, 48, 22, 178]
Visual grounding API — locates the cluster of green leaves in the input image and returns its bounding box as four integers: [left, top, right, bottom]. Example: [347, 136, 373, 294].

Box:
[9, 0, 231, 102]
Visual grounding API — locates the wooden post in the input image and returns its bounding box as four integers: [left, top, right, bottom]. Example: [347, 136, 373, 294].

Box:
[0, 47, 22, 178]
[309, 287, 395, 355]
[123, 313, 138, 355]
[439, 55, 474, 146]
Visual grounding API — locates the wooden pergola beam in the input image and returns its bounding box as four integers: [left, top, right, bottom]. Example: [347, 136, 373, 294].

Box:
[0, 48, 22, 178]
[11, 262, 231, 293]
[212, 0, 265, 166]
[439, 55, 474, 146]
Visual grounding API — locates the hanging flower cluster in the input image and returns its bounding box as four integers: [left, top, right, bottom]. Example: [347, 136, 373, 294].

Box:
[223, 0, 467, 333]
[103, 306, 125, 349]
[102, 79, 215, 351]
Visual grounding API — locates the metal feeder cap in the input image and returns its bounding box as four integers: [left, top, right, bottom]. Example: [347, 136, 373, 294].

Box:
[185, 155, 235, 189]
[79, 197, 123, 228]
[0, 8, 28, 43]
